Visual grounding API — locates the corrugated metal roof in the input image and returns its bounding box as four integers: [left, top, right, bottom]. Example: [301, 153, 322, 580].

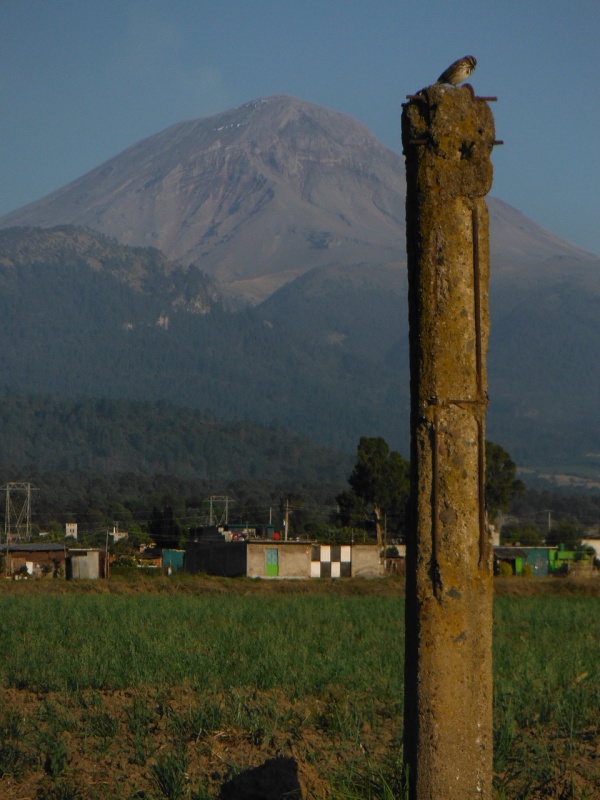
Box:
[494, 546, 526, 558]
[2, 543, 67, 552]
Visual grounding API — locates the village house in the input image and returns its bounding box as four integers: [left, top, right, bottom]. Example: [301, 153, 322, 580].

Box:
[184, 531, 384, 579]
[2, 542, 68, 578]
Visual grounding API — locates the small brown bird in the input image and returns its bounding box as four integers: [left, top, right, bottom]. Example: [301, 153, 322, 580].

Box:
[436, 55, 477, 86]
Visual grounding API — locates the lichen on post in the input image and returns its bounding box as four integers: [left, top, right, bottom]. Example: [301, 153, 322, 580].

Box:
[401, 84, 497, 799]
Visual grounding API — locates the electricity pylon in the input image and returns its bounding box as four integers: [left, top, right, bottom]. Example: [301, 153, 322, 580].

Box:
[208, 495, 231, 526]
[2, 482, 38, 543]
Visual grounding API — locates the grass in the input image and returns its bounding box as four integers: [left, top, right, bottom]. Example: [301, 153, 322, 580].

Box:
[0, 592, 405, 694]
[492, 595, 600, 797]
[0, 578, 597, 798]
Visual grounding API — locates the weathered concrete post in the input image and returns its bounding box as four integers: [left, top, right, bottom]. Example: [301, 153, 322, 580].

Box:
[401, 84, 496, 799]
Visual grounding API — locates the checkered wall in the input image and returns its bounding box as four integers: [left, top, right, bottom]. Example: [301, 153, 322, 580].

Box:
[310, 544, 352, 578]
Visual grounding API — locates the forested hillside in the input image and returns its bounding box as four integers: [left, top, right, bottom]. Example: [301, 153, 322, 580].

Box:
[0, 394, 352, 482]
[0, 227, 407, 452]
[2, 96, 600, 478]
[0, 393, 353, 537]
[2, 225, 600, 475]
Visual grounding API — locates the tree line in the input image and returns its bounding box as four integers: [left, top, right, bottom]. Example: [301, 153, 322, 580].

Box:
[1, 423, 596, 553]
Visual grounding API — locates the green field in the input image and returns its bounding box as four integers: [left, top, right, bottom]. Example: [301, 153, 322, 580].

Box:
[0, 579, 598, 799]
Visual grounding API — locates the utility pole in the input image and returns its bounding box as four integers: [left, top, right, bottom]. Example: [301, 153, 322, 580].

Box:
[283, 498, 290, 541]
[402, 82, 499, 799]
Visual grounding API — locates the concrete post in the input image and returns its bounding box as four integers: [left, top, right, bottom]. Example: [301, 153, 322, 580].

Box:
[401, 84, 497, 799]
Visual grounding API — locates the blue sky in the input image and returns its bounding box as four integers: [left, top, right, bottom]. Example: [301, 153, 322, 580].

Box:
[1, 0, 599, 255]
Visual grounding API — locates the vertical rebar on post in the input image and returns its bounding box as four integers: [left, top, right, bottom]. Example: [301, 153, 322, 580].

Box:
[401, 84, 496, 799]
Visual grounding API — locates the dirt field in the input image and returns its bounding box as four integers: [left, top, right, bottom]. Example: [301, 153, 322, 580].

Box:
[0, 573, 597, 799]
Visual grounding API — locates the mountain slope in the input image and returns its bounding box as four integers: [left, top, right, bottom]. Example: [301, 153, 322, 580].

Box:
[0, 226, 407, 453]
[255, 255, 600, 471]
[0, 96, 405, 302]
[2, 96, 596, 306]
[1, 96, 600, 475]
[0, 225, 220, 312]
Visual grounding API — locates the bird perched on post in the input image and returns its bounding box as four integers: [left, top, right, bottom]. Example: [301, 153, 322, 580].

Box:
[436, 55, 477, 86]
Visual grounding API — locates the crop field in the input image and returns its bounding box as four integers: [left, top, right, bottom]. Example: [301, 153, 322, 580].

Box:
[0, 576, 598, 799]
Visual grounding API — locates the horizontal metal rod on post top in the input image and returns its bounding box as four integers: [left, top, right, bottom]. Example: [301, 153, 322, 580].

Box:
[405, 94, 498, 102]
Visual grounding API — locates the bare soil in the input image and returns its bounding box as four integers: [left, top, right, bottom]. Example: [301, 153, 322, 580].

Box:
[0, 571, 598, 598]
[0, 682, 597, 799]
[0, 684, 402, 799]
[0, 574, 597, 798]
